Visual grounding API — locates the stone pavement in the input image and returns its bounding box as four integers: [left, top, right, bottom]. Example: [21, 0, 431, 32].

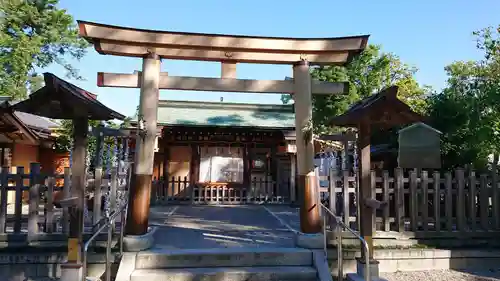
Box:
[148, 205, 303, 249]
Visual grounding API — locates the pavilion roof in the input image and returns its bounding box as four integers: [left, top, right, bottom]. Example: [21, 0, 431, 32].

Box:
[330, 86, 424, 128]
[13, 73, 125, 121]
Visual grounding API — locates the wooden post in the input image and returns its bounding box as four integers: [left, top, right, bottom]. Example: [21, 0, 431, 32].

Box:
[93, 167, 103, 225]
[357, 119, 374, 260]
[290, 154, 296, 203]
[126, 52, 161, 235]
[293, 60, 321, 233]
[93, 122, 104, 168]
[68, 117, 88, 264]
[221, 61, 237, 78]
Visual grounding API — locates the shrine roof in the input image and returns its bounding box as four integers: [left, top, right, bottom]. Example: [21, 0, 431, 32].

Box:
[156, 100, 295, 129]
[13, 73, 125, 121]
[0, 98, 60, 142]
[330, 86, 424, 128]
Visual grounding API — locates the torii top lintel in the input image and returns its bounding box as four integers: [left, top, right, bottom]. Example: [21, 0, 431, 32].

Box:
[77, 21, 369, 65]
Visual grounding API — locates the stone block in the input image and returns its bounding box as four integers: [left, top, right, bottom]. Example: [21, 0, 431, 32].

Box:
[123, 227, 157, 252]
[295, 232, 324, 249]
[115, 252, 137, 281]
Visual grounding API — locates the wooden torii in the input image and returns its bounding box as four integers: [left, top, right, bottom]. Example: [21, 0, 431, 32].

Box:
[77, 21, 369, 239]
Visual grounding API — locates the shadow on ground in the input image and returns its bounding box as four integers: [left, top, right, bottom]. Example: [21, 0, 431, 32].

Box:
[149, 205, 298, 249]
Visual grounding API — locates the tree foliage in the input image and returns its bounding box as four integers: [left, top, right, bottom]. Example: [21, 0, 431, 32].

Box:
[427, 25, 500, 170]
[0, 0, 88, 99]
[282, 45, 430, 136]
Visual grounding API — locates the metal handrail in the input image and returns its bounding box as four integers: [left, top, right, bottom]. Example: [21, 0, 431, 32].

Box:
[82, 202, 128, 281]
[320, 202, 370, 281]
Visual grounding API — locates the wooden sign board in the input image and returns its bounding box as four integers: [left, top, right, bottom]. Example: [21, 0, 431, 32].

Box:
[398, 122, 442, 169]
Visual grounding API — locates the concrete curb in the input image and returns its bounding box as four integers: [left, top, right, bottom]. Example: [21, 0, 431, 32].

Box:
[295, 232, 324, 249]
[312, 250, 333, 281]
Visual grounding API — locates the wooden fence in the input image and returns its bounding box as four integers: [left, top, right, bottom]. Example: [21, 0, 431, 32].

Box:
[0, 163, 129, 244]
[152, 176, 291, 204]
[320, 168, 500, 237]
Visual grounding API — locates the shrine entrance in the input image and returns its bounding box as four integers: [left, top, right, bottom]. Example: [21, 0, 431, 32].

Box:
[77, 21, 369, 237]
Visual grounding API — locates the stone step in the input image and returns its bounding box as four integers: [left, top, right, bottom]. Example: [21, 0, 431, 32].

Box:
[130, 266, 318, 281]
[135, 247, 313, 269]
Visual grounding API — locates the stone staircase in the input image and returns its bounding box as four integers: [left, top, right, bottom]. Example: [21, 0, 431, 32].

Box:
[116, 247, 329, 281]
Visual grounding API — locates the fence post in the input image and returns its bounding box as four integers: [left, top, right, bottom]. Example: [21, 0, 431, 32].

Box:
[409, 170, 418, 231]
[93, 167, 103, 225]
[382, 170, 390, 232]
[342, 170, 350, 227]
[444, 172, 453, 231]
[370, 170, 376, 232]
[328, 168, 336, 215]
[183, 176, 189, 201]
[46, 173, 55, 233]
[0, 167, 8, 233]
[455, 168, 465, 231]
[394, 168, 404, 232]
[28, 163, 41, 241]
[110, 168, 118, 212]
[479, 174, 489, 230]
[421, 171, 429, 231]
[62, 167, 71, 234]
[492, 162, 500, 229]
[468, 171, 476, 231]
[433, 171, 441, 232]
[14, 167, 24, 233]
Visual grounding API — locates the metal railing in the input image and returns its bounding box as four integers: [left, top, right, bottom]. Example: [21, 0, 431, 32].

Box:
[320, 202, 370, 281]
[82, 202, 128, 281]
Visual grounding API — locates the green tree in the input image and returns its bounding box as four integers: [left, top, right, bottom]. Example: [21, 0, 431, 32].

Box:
[427, 25, 500, 170]
[53, 119, 123, 170]
[0, 0, 88, 99]
[282, 45, 430, 136]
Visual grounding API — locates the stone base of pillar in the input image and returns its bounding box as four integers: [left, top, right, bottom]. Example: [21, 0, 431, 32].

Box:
[295, 232, 324, 249]
[61, 263, 83, 281]
[346, 258, 387, 281]
[123, 226, 157, 252]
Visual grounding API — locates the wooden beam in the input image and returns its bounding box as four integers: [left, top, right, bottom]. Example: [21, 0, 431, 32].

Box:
[0, 126, 18, 133]
[94, 42, 351, 65]
[90, 126, 162, 137]
[318, 133, 357, 142]
[221, 62, 237, 78]
[78, 21, 369, 54]
[97, 72, 348, 95]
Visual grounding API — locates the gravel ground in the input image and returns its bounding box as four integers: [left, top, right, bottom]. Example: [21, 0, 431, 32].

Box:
[381, 269, 500, 281]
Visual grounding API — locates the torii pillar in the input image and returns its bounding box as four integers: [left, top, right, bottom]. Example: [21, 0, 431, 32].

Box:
[293, 60, 323, 248]
[125, 52, 161, 241]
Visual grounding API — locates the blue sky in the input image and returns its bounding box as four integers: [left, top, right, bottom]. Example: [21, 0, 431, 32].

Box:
[44, 0, 499, 117]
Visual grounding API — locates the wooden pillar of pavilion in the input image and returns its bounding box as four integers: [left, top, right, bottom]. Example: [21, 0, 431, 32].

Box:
[125, 52, 161, 236]
[293, 60, 321, 234]
[63, 117, 88, 277]
[357, 120, 374, 261]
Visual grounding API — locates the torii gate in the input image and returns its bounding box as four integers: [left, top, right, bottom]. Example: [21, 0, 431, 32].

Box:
[77, 21, 368, 241]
